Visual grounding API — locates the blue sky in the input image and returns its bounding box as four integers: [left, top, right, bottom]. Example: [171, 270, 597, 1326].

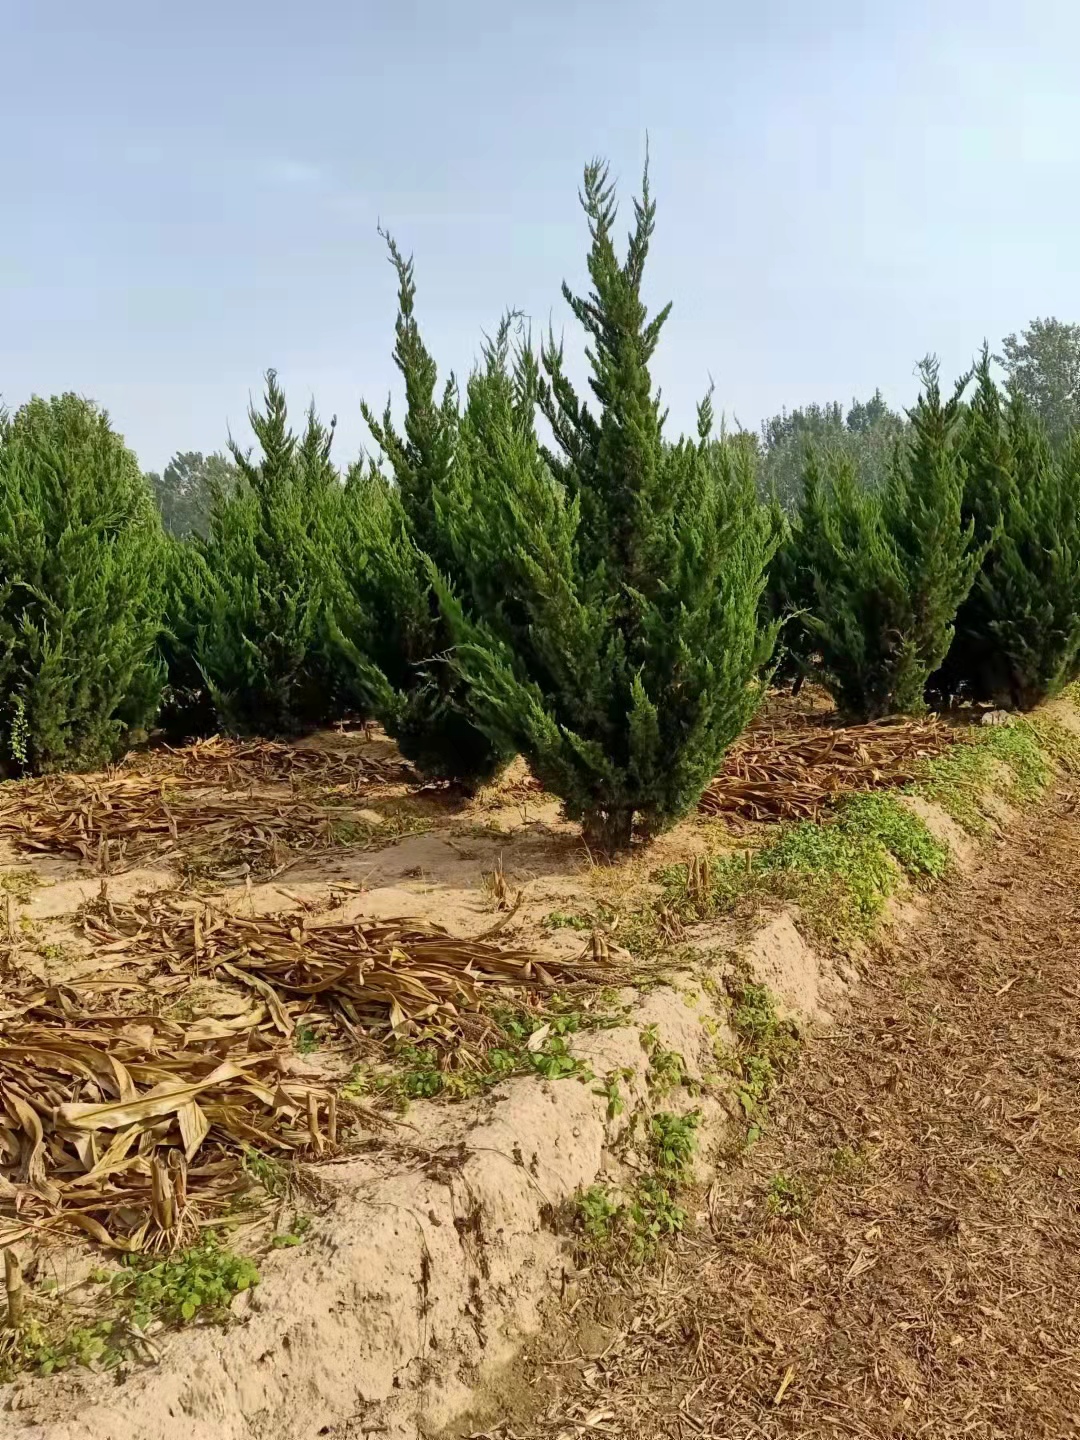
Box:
[3, 0, 1079, 472]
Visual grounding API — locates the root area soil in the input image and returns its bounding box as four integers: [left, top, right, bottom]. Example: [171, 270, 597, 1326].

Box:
[488, 789, 1080, 1440]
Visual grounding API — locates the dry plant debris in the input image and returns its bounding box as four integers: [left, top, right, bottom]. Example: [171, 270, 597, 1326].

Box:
[0, 896, 612, 1253]
[504, 789, 1080, 1439]
[701, 714, 955, 823]
[0, 737, 418, 877]
[128, 734, 415, 791]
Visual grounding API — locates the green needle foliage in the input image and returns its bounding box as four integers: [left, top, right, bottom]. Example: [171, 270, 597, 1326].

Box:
[328, 237, 512, 784]
[793, 360, 984, 719]
[934, 351, 1080, 709]
[0, 394, 165, 774]
[431, 160, 776, 851]
[194, 373, 349, 736]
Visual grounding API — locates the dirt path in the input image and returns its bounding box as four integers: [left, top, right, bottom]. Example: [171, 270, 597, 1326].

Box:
[484, 789, 1080, 1440]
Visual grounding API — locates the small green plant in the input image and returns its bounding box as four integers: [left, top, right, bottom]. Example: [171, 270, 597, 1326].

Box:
[727, 981, 799, 1133]
[111, 1235, 259, 1327]
[271, 1213, 313, 1248]
[627, 1175, 688, 1257]
[241, 1146, 289, 1198]
[641, 1027, 690, 1097]
[294, 1023, 319, 1055]
[914, 718, 1052, 833]
[593, 1068, 633, 1120]
[665, 791, 948, 944]
[2, 1236, 261, 1381]
[544, 910, 593, 931]
[576, 1184, 621, 1244]
[572, 1108, 699, 1263]
[0, 869, 41, 903]
[766, 1172, 807, 1219]
[648, 1111, 700, 1181]
[829, 1144, 868, 1181]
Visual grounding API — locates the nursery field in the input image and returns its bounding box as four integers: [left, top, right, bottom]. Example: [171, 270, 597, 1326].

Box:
[5, 154, 1080, 1438]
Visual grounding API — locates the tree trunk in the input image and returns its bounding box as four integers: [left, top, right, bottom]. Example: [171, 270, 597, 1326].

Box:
[581, 807, 636, 856]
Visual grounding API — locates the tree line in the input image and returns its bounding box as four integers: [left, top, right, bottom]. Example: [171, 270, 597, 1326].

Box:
[3, 160, 1080, 851]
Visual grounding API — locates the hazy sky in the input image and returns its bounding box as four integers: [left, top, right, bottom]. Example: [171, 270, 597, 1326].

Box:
[3, 0, 1079, 472]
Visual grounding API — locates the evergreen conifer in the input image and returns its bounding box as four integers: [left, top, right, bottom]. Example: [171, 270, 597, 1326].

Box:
[195, 374, 347, 736]
[328, 240, 513, 784]
[795, 362, 984, 719]
[0, 394, 165, 773]
[430, 161, 776, 850]
[935, 352, 1080, 707]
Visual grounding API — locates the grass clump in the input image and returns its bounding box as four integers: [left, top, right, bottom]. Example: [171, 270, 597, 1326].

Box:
[344, 1003, 623, 1109]
[110, 1236, 259, 1328]
[544, 910, 593, 931]
[663, 791, 949, 945]
[914, 718, 1053, 833]
[0, 869, 41, 902]
[641, 1026, 693, 1097]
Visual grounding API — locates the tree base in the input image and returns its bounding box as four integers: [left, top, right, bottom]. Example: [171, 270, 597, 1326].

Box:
[581, 808, 636, 857]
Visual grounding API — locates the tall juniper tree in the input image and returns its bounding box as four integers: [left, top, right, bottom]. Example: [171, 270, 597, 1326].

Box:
[791, 361, 984, 719]
[328, 237, 513, 784]
[430, 160, 776, 851]
[934, 350, 1080, 708]
[192, 373, 348, 736]
[0, 394, 165, 774]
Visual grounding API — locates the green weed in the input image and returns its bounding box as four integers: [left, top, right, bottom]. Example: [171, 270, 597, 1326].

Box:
[0, 869, 41, 902]
[727, 981, 798, 1134]
[241, 1146, 289, 1198]
[111, 1236, 259, 1329]
[766, 1172, 807, 1219]
[914, 718, 1055, 833]
[294, 1023, 319, 1054]
[641, 1026, 691, 1097]
[544, 910, 593, 931]
[648, 1110, 700, 1180]
[593, 1069, 632, 1119]
[663, 792, 948, 945]
[572, 1110, 699, 1261]
[2, 1236, 259, 1381]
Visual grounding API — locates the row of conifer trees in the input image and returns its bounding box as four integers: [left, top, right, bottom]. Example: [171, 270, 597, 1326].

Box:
[3, 161, 1080, 850]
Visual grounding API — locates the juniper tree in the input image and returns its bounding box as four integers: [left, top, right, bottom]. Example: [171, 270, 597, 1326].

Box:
[935, 351, 1080, 708]
[328, 238, 512, 784]
[430, 160, 776, 851]
[0, 394, 165, 774]
[796, 361, 984, 719]
[194, 373, 348, 736]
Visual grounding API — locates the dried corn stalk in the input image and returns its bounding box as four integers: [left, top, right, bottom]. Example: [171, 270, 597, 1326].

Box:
[701, 716, 954, 823]
[0, 899, 615, 1250]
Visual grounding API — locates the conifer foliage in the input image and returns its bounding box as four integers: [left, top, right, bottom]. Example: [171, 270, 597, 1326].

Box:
[935, 352, 1080, 708]
[0, 394, 165, 774]
[328, 240, 513, 785]
[432, 161, 776, 851]
[786, 361, 984, 720]
[193, 374, 346, 736]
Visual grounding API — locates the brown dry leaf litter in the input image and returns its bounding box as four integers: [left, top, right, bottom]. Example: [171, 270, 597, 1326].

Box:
[700, 714, 955, 822]
[0, 896, 611, 1253]
[500, 790, 1080, 1440]
[125, 733, 415, 790]
[0, 737, 419, 877]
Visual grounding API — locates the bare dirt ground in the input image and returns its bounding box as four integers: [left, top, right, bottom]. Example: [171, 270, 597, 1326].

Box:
[472, 787, 1080, 1440]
